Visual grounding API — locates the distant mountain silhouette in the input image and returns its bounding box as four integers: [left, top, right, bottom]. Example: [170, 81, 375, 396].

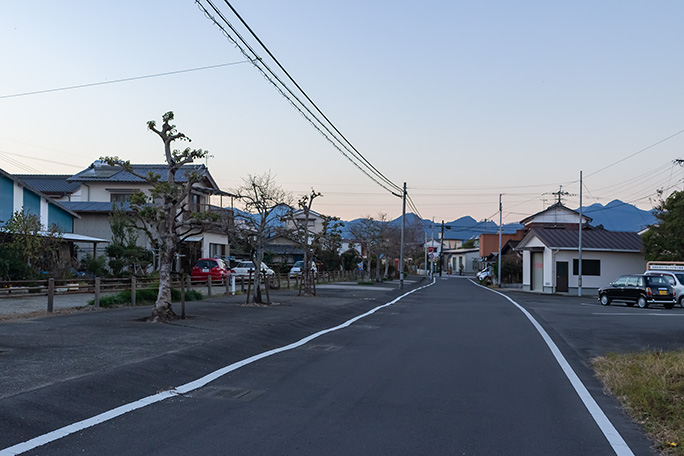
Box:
[578, 199, 655, 232]
[235, 199, 655, 241]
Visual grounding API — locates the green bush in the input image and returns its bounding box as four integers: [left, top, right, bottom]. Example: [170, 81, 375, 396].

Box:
[92, 287, 204, 308]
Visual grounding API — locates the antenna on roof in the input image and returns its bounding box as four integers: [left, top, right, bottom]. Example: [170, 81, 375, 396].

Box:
[543, 185, 576, 205]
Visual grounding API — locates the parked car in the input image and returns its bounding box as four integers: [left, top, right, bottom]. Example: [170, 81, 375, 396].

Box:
[476, 268, 491, 281]
[232, 261, 275, 279]
[191, 258, 232, 282]
[598, 274, 676, 309]
[289, 260, 318, 278]
[644, 270, 684, 307]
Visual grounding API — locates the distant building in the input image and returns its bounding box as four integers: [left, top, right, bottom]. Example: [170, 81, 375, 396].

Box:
[515, 203, 645, 294]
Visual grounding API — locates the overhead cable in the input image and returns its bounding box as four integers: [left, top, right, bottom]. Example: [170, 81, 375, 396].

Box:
[0, 61, 249, 99]
[194, 0, 403, 196]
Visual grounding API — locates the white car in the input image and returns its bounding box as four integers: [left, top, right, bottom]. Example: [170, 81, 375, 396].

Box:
[289, 260, 317, 278]
[476, 268, 491, 281]
[232, 261, 275, 279]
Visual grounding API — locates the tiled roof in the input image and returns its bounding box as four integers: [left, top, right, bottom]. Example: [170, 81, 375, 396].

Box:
[60, 201, 132, 213]
[14, 174, 81, 195]
[68, 163, 208, 184]
[520, 227, 642, 252]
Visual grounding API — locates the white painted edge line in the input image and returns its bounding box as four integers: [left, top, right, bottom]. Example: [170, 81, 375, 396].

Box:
[471, 281, 635, 456]
[0, 279, 437, 456]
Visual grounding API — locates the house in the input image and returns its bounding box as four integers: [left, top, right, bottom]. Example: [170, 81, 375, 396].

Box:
[54, 160, 233, 272]
[0, 167, 107, 261]
[516, 203, 646, 294]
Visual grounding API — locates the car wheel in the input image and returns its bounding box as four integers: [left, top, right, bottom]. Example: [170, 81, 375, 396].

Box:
[637, 296, 648, 308]
[679, 296, 684, 308]
[600, 294, 611, 306]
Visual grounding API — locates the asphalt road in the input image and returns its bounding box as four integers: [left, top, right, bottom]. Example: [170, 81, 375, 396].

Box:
[0, 277, 665, 455]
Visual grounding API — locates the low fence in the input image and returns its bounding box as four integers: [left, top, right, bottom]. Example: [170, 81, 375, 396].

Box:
[0, 270, 360, 313]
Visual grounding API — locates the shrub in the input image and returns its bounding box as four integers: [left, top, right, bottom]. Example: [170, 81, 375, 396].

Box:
[92, 287, 204, 308]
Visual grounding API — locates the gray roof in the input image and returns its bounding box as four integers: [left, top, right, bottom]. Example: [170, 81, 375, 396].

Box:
[519, 227, 642, 252]
[68, 162, 214, 186]
[13, 174, 81, 195]
[0, 168, 78, 219]
[61, 201, 132, 213]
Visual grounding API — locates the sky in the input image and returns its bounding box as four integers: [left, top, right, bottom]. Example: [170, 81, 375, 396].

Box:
[2, 1, 684, 225]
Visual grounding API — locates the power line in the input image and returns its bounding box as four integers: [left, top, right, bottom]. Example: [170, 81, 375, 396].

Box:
[585, 128, 684, 179]
[217, 0, 401, 195]
[194, 0, 404, 197]
[0, 61, 250, 99]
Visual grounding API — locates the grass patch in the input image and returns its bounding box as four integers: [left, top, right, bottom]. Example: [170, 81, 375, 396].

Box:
[92, 288, 204, 308]
[593, 350, 684, 454]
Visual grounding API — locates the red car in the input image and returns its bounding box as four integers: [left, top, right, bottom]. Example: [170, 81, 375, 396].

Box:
[191, 258, 232, 283]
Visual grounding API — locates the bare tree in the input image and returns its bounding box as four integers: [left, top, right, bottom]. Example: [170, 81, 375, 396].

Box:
[102, 111, 216, 322]
[233, 172, 291, 304]
[284, 189, 321, 296]
[349, 215, 381, 280]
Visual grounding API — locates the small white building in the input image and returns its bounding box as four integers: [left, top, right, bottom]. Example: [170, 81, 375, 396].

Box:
[516, 203, 646, 294]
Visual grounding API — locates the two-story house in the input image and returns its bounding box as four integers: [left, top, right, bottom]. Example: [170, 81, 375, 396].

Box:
[44, 160, 234, 272]
[1, 167, 108, 263]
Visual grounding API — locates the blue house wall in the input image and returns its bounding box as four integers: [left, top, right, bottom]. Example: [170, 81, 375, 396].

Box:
[0, 175, 12, 224]
[22, 188, 41, 217]
[48, 205, 74, 233]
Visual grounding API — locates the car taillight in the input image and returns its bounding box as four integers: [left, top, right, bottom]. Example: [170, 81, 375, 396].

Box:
[646, 287, 652, 296]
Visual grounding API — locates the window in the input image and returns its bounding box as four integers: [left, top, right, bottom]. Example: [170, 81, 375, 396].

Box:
[111, 193, 133, 203]
[209, 243, 225, 258]
[613, 276, 628, 287]
[572, 259, 600, 276]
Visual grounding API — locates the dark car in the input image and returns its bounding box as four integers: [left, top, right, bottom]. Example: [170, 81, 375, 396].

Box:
[191, 258, 232, 283]
[598, 274, 676, 309]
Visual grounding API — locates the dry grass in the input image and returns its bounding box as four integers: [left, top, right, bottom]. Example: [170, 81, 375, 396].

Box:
[593, 350, 684, 455]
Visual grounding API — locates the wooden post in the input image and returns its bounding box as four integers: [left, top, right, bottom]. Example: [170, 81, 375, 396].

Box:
[131, 276, 137, 306]
[245, 271, 252, 304]
[181, 272, 186, 320]
[207, 275, 212, 297]
[94, 277, 101, 308]
[264, 272, 270, 303]
[47, 278, 54, 313]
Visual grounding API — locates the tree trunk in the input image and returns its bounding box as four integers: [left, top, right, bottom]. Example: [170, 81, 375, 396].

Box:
[150, 239, 177, 322]
[252, 250, 265, 304]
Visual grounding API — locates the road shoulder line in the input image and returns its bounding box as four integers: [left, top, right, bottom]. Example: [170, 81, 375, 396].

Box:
[473, 281, 635, 456]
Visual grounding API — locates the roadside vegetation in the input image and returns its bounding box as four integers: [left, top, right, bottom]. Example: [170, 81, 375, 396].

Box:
[93, 288, 204, 308]
[593, 350, 684, 455]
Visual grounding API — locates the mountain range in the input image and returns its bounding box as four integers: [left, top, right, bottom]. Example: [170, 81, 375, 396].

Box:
[340, 200, 657, 240]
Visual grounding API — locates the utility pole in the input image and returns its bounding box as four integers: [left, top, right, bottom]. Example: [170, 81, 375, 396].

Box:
[424, 231, 428, 278]
[578, 171, 583, 297]
[400, 182, 406, 290]
[439, 220, 445, 277]
[498, 194, 502, 287]
[430, 218, 435, 278]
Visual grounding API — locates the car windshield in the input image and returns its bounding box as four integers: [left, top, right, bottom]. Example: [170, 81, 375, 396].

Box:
[293, 261, 303, 268]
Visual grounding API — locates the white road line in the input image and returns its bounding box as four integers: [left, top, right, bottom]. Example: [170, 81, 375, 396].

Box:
[0, 280, 436, 456]
[473, 281, 635, 456]
[592, 312, 684, 317]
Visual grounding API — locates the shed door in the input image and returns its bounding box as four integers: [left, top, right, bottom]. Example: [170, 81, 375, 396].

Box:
[556, 261, 569, 293]
[532, 252, 544, 291]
